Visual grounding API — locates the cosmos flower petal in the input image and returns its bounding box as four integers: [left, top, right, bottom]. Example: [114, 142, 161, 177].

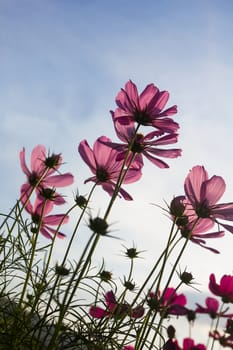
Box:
[78, 140, 97, 173]
[204, 176, 226, 205]
[42, 214, 69, 226]
[30, 144, 46, 173]
[184, 165, 209, 203]
[89, 306, 109, 319]
[139, 84, 160, 110]
[44, 173, 74, 187]
[19, 148, 31, 177]
[213, 203, 233, 220]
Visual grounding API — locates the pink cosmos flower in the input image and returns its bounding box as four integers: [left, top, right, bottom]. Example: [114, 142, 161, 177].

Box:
[112, 80, 179, 133]
[196, 297, 233, 318]
[103, 115, 181, 168]
[170, 196, 224, 253]
[209, 274, 233, 303]
[164, 335, 206, 350]
[78, 136, 142, 200]
[89, 290, 144, 320]
[160, 287, 187, 315]
[23, 195, 69, 239]
[209, 330, 233, 348]
[148, 287, 187, 316]
[163, 325, 181, 350]
[163, 339, 181, 350]
[182, 338, 206, 350]
[20, 144, 74, 203]
[184, 166, 233, 234]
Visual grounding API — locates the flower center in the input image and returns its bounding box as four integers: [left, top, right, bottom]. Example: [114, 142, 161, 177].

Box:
[134, 109, 151, 125]
[29, 172, 40, 186]
[96, 167, 109, 182]
[44, 153, 61, 168]
[195, 201, 211, 218]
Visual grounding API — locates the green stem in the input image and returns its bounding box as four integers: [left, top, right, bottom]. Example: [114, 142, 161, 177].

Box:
[18, 200, 48, 307]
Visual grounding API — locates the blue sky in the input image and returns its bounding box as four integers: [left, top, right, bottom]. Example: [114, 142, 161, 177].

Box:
[1, 0, 233, 341]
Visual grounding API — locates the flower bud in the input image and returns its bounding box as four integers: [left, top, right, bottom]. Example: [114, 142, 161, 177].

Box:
[170, 196, 185, 217]
[75, 194, 87, 208]
[89, 217, 108, 235]
[99, 270, 112, 282]
[124, 280, 136, 291]
[180, 271, 194, 284]
[44, 153, 61, 168]
[125, 247, 139, 259]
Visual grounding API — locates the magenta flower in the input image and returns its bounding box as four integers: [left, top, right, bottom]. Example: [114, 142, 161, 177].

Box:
[163, 339, 181, 350]
[103, 116, 181, 168]
[209, 330, 233, 348]
[148, 287, 187, 315]
[23, 195, 69, 239]
[78, 136, 142, 200]
[182, 338, 206, 350]
[184, 165, 233, 234]
[123, 346, 135, 350]
[209, 274, 233, 303]
[170, 196, 224, 253]
[160, 287, 187, 315]
[89, 290, 144, 320]
[196, 297, 233, 318]
[20, 144, 74, 203]
[112, 80, 179, 133]
[180, 216, 224, 254]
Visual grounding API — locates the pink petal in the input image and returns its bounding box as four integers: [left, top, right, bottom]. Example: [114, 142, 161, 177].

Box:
[78, 140, 96, 174]
[194, 231, 224, 239]
[89, 306, 108, 319]
[220, 222, 233, 234]
[116, 80, 139, 112]
[158, 105, 178, 117]
[206, 297, 219, 312]
[184, 166, 209, 203]
[31, 145, 46, 173]
[139, 84, 159, 110]
[143, 152, 169, 168]
[151, 117, 179, 133]
[44, 173, 74, 187]
[123, 167, 142, 184]
[35, 198, 54, 216]
[19, 148, 30, 176]
[40, 227, 54, 239]
[41, 226, 66, 239]
[93, 136, 113, 167]
[118, 187, 133, 200]
[43, 214, 69, 226]
[213, 203, 233, 220]
[204, 176, 225, 205]
[183, 338, 195, 350]
[151, 90, 169, 112]
[146, 148, 182, 159]
[123, 80, 140, 110]
[191, 218, 214, 234]
[148, 133, 179, 145]
[20, 183, 33, 210]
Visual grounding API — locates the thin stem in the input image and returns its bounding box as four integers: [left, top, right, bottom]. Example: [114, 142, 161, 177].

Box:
[61, 183, 97, 265]
[18, 201, 48, 307]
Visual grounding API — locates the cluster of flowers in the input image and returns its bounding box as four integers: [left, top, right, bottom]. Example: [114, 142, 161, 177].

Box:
[163, 274, 233, 350]
[2, 80, 233, 349]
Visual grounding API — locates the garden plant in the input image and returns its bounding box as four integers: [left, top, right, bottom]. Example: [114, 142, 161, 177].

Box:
[1, 80, 233, 350]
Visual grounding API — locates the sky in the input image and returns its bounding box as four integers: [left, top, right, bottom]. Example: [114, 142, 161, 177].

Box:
[1, 0, 233, 343]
